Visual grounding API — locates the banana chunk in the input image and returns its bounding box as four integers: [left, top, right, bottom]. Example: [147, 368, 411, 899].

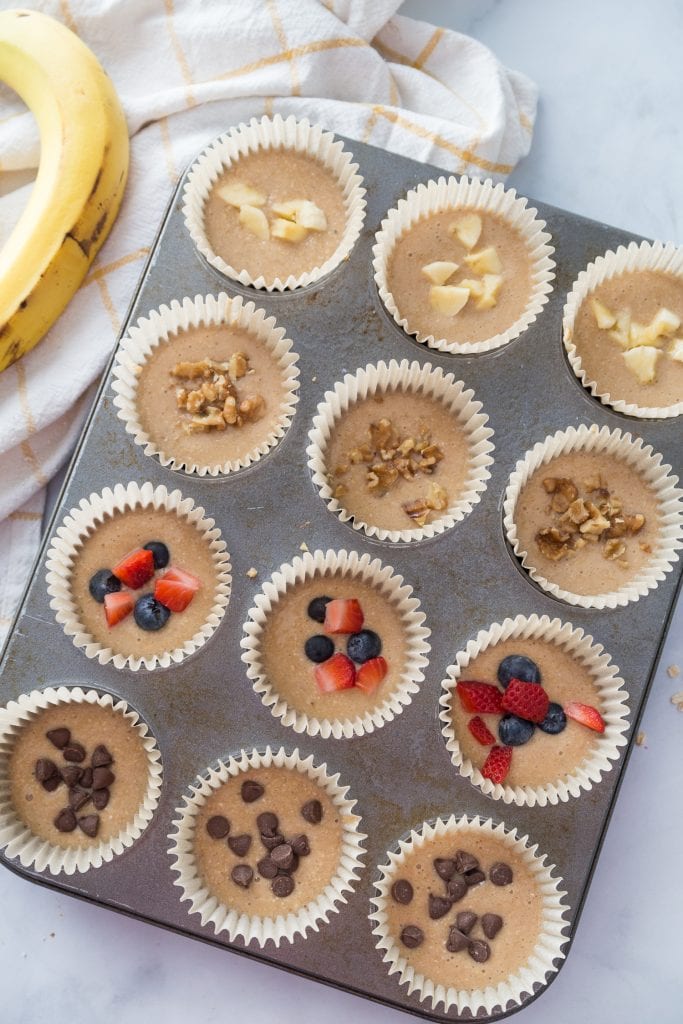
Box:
[669, 338, 683, 362]
[271, 217, 308, 242]
[627, 320, 661, 349]
[239, 204, 270, 240]
[429, 285, 470, 316]
[608, 309, 631, 349]
[218, 181, 266, 208]
[623, 346, 660, 384]
[591, 298, 617, 330]
[296, 200, 327, 231]
[648, 306, 681, 341]
[421, 261, 459, 285]
[449, 213, 482, 250]
[475, 273, 503, 310]
[458, 277, 484, 301]
[463, 246, 502, 275]
[271, 200, 303, 221]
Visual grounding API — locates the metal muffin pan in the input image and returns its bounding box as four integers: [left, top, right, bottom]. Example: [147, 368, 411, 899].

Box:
[1, 135, 681, 1021]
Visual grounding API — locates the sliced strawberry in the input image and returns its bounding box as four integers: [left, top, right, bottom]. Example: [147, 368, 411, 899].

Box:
[481, 745, 513, 784]
[456, 681, 503, 715]
[356, 656, 388, 693]
[154, 567, 201, 612]
[112, 548, 155, 589]
[468, 715, 496, 746]
[104, 591, 134, 627]
[501, 678, 550, 723]
[564, 701, 605, 733]
[315, 653, 356, 693]
[324, 598, 364, 635]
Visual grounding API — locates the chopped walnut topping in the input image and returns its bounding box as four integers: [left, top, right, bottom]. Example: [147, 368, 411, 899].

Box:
[172, 355, 264, 432]
[535, 527, 574, 561]
[566, 498, 590, 525]
[604, 539, 626, 561]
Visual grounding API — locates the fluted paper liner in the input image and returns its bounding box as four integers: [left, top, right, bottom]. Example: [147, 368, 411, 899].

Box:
[241, 549, 430, 739]
[369, 814, 569, 1015]
[183, 114, 366, 291]
[168, 746, 365, 947]
[0, 686, 163, 875]
[45, 481, 232, 671]
[439, 614, 630, 806]
[372, 175, 555, 354]
[504, 423, 683, 608]
[563, 240, 683, 419]
[111, 292, 300, 476]
[306, 358, 495, 543]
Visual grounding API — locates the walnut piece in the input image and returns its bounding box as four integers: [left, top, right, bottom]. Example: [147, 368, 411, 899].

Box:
[535, 527, 573, 561]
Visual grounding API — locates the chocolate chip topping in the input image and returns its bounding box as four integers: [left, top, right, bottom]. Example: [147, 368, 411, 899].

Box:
[271, 874, 295, 897]
[301, 799, 323, 824]
[464, 869, 486, 887]
[270, 843, 295, 871]
[91, 744, 113, 768]
[489, 861, 513, 886]
[68, 786, 91, 811]
[257, 856, 278, 879]
[433, 857, 457, 881]
[256, 811, 279, 836]
[35, 758, 58, 782]
[80, 767, 93, 789]
[290, 834, 310, 857]
[455, 910, 477, 934]
[91, 766, 115, 790]
[206, 815, 230, 840]
[228, 834, 252, 857]
[468, 939, 490, 963]
[481, 913, 503, 939]
[60, 765, 82, 787]
[41, 775, 61, 793]
[92, 788, 110, 811]
[391, 879, 414, 905]
[260, 832, 285, 850]
[231, 864, 253, 888]
[54, 808, 77, 833]
[446, 927, 470, 953]
[400, 925, 424, 949]
[78, 814, 100, 838]
[46, 727, 70, 750]
[241, 779, 264, 803]
[63, 743, 86, 764]
[428, 894, 452, 920]
[446, 874, 467, 902]
[454, 850, 479, 874]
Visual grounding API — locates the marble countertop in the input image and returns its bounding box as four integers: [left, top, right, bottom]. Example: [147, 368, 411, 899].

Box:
[1, 2, 681, 1022]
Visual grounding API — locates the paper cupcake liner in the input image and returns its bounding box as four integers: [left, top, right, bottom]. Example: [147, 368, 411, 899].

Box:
[168, 745, 365, 947]
[504, 423, 683, 608]
[369, 814, 569, 1015]
[438, 613, 630, 806]
[182, 114, 367, 291]
[306, 358, 495, 543]
[45, 481, 232, 671]
[372, 175, 555, 354]
[240, 549, 430, 739]
[0, 685, 163, 876]
[563, 240, 683, 419]
[111, 292, 300, 476]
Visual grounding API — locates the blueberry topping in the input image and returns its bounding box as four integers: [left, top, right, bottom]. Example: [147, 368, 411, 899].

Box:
[133, 594, 171, 631]
[88, 569, 121, 604]
[497, 654, 541, 688]
[498, 714, 535, 746]
[143, 541, 170, 570]
[346, 629, 382, 663]
[304, 634, 335, 663]
[307, 596, 332, 623]
[538, 702, 567, 734]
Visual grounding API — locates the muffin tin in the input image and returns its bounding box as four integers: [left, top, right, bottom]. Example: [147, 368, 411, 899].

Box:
[0, 133, 681, 1021]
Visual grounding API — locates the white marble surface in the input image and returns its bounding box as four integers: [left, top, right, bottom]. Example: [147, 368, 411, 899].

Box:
[2, 2, 682, 1022]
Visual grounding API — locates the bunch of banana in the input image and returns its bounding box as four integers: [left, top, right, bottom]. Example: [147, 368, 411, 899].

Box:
[0, 9, 129, 372]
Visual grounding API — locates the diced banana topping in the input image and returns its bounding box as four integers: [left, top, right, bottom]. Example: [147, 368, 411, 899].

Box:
[422, 218, 505, 317]
[449, 212, 482, 250]
[219, 179, 328, 243]
[589, 297, 682, 384]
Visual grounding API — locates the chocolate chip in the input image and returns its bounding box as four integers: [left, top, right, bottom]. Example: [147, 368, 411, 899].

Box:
[257, 856, 278, 879]
[206, 815, 230, 840]
[91, 744, 113, 768]
[78, 814, 100, 838]
[301, 799, 323, 824]
[433, 857, 457, 881]
[481, 913, 503, 940]
[60, 765, 82, 787]
[271, 874, 295, 897]
[446, 874, 467, 902]
[68, 786, 91, 811]
[231, 864, 253, 888]
[46, 727, 70, 750]
[270, 843, 295, 871]
[428, 894, 452, 920]
[35, 758, 58, 782]
[489, 861, 513, 886]
[455, 910, 477, 935]
[468, 939, 490, 963]
[261, 832, 285, 851]
[391, 879, 414, 905]
[92, 766, 115, 790]
[63, 743, 86, 764]
[54, 808, 77, 833]
[446, 927, 470, 953]
[92, 788, 110, 811]
[290, 834, 310, 857]
[227, 833, 252, 857]
[41, 775, 61, 793]
[400, 925, 424, 949]
[454, 850, 479, 874]
[241, 779, 264, 803]
[464, 869, 486, 887]
[80, 767, 93, 789]
[256, 811, 279, 836]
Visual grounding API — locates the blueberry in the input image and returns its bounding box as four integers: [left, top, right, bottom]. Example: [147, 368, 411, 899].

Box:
[304, 634, 334, 663]
[133, 594, 171, 631]
[88, 569, 121, 604]
[347, 629, 382, 663]
[538, 702, 567, 735]
[497, 654, 541, 688]
[143, 541, 170, 570]
[307, 596, 332, 623]
[498, 714, 535, 746]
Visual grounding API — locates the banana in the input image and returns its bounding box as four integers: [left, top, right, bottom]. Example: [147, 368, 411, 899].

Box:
[0, 9, 129, 372]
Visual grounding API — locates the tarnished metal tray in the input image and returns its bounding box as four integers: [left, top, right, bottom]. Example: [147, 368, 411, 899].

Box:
[1, 135, 681, 1021]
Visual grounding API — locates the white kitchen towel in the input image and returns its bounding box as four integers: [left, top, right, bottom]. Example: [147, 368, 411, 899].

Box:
[0, 0, 537, 644]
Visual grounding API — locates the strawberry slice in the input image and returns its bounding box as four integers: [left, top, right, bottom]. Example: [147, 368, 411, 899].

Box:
[324, 598, 364, 635]
[501, 678, 549, 723]
[315, 653, 356, 693]
[468, 715, 496, 746]
[104, 591, 134, 627]
[154, 567, 201, 612]
[456, 681, 503, 715]
[112, 548, 155, 589]
[356, 656, 388, 693]
[481, 745, 513, 784]
[564, 701, 605, 733]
